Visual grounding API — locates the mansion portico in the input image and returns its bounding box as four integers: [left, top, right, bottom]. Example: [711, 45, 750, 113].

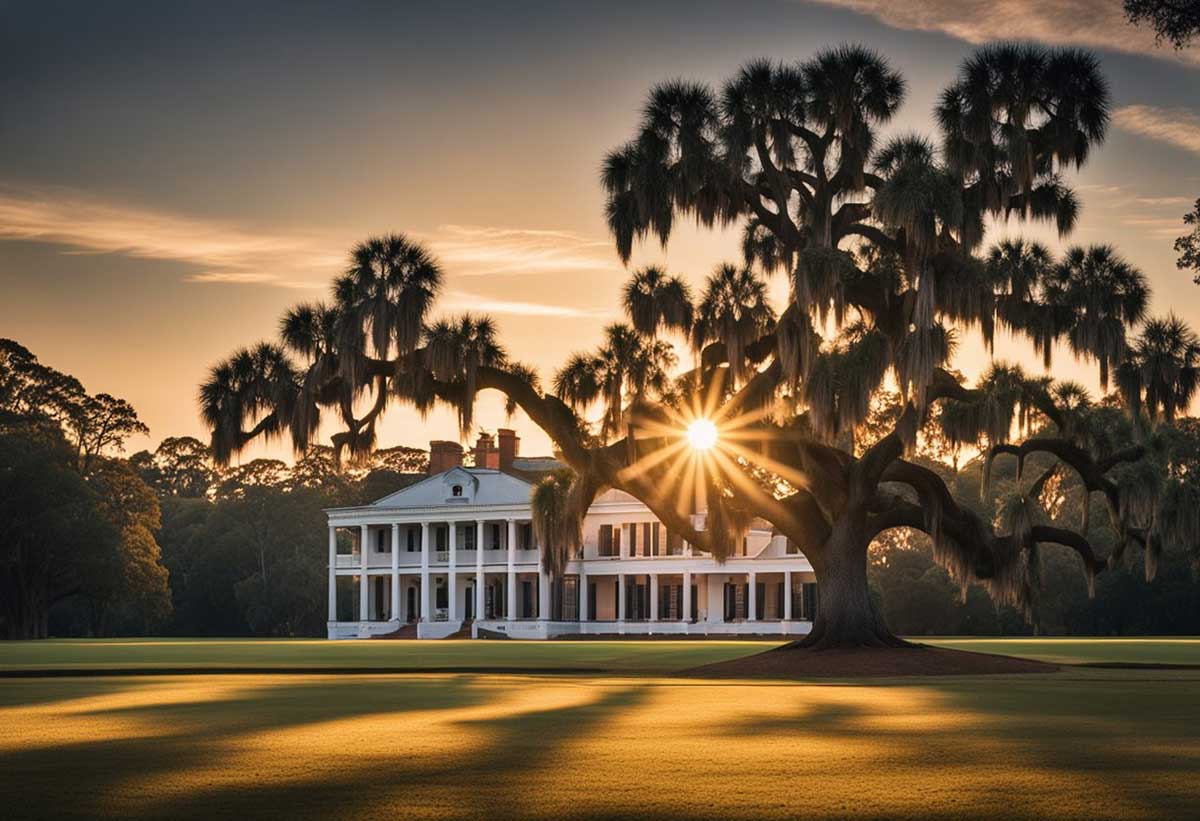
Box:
[326, 430, 817, 639]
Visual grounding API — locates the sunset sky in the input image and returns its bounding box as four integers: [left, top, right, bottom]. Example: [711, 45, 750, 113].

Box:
[2, 0, 1198, 462]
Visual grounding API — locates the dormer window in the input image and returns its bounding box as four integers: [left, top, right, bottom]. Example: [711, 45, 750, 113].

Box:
[451, 484, 463, 497]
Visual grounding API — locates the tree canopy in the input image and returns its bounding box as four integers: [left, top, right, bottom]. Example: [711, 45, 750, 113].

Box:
[0, 340, 168, 638]
[201, 43, 1200, 648]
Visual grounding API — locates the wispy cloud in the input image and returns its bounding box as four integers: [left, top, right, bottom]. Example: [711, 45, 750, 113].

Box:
[428, 224, 617, 277]
[806, 0, 1200, 67]
[1133, 196, 1193, 208]
[440, 290, 611, 318]
[0, 185, 334, 288]
[1119, 216, 1189, 237]
[1112, 105, 1200, 156]
[0, 187, 627, 309]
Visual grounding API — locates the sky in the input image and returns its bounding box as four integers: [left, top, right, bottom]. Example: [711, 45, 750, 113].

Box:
[2, 0, 1198, 462]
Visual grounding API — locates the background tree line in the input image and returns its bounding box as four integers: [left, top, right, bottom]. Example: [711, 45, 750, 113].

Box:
[0, 337, 426, 639]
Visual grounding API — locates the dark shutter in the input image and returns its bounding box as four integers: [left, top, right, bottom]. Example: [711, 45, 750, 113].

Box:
[599, 524, 613, 556]
[627, 524, 638, 555]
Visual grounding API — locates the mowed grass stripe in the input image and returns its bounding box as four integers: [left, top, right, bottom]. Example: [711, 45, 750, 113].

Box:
[0, 638, 777, 674]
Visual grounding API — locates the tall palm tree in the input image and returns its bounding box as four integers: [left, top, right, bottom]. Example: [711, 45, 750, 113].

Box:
[1118, 315, 1200, 424]
[333, 233, 442, 383]
[937, 44, 1109, 249]
[621, 266, 694, 338]
[199, 343, 298, 464]
[1048, 245, 1148, 389]
[691, 264, 775, 386]
[553, 323, 676, 439]
[424, 314, 507, 434]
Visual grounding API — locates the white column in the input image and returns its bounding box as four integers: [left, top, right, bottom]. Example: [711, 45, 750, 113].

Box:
[448, 522, 457, 621]
[618, 574, 626, 622]
[327, 525, 337, 622]
[506, 518, 517, 620]
[359, 524, 370, 621]
[783, 570, 792, 621]
[748, 571, 758, 621]
[475, 520, 485, 621]
[420, 522, 431, 622]
[579, 566, 588, 622]
[390, 524, 400, 620]
[538, 566, 550, 621]
[649, 573, 659, 622]
[682, 570, 692, 622]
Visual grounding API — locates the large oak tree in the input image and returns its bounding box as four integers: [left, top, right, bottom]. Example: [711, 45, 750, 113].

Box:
[202, 44, 1200, 648]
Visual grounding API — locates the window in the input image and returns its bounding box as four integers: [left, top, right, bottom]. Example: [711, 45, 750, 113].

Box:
[598, 524, 615, 556]
[406, 528, 418, 552]
[451, 484, 463, 497]
[490, 523, 502, 550]
[519, 522, 534, 550]
[463, 524, 476, 550]
[627, 523, 638, 555]
[376, 528, 391, 553]
[436, 526, 448, 551]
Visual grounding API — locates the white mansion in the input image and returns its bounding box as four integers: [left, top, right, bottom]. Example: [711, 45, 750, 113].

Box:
[326, 430, 817, 639]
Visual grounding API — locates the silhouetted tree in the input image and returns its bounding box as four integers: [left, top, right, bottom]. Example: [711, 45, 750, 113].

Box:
[1125, 0, 1200, 48]
[201, 44, 1197, 649]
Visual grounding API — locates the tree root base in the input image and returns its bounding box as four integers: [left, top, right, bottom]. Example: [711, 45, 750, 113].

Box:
[680, 644, 1059, 679]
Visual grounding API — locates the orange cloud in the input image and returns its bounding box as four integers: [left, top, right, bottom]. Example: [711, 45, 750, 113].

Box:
[806, 0, 1200, 67]
[1113, 105, 1200, 156]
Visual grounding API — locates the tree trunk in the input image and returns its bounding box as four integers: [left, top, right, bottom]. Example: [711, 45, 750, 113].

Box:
[793, 515, 909, 650]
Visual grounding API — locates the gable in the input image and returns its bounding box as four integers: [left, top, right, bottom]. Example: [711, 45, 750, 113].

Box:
[370, 468, 533, 508]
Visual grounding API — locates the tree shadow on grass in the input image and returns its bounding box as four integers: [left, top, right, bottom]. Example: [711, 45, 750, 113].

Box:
[1, 675, 491, 819]
[0, 677, 149, 710]
[136, 679, 649, 820]
[712, 674, 1200, 817]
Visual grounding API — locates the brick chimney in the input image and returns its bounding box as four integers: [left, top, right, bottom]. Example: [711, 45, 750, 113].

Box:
[497, 428, 520, 471]
[472, 432, 499, 469]
[428, 440, 464, 474]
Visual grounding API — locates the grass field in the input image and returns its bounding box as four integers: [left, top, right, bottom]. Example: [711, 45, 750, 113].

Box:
[2, 638, 1198, 818]
[2, 636, 1198, 674]
[0, 637, 771, 673]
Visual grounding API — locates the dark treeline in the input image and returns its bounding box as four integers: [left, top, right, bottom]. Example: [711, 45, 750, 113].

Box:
[2, 337, 1196, 638]
[140, 439, 424, 637]
[0, 338, 425, 639]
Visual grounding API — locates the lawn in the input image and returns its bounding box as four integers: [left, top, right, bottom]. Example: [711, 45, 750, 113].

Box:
[2, 667, 1199, 818]
[0, 637, 774, 674]
[4, 636, 1199, 675]
[3, 638, 1199, 818]
[924, 637, 1200, 666]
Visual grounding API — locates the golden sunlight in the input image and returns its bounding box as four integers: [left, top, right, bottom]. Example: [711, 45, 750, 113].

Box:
[687, 418, 718, 451]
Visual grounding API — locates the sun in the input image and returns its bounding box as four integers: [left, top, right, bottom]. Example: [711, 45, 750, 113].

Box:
[686, 418, 719, 451]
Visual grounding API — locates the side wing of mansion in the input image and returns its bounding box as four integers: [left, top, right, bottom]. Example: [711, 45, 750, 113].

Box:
[326, 429, 817, 640]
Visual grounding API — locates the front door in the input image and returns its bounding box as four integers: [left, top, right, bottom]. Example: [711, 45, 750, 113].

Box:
[465, 585, 474, 619]
[406, 585, 418, 623]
